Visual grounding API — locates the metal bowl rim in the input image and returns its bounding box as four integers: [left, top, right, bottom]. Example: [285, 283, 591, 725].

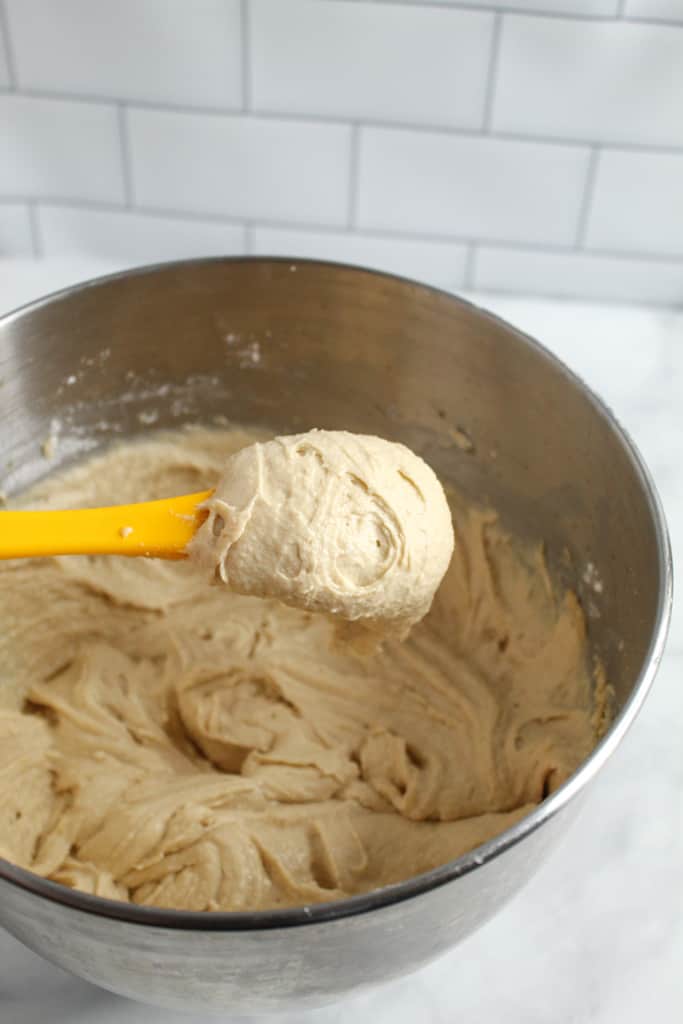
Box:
[0, 256, 673, 932]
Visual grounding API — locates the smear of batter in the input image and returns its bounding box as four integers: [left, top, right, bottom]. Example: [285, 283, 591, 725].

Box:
[0, 428, 602, 911]
[190, 430, 454, 640]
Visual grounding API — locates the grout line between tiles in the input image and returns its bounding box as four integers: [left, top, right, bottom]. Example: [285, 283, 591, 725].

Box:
[347, 125, 361, 229]
[481, 13, 503, 132]
[0, 85, 244, 116]
[466, 282, 683, 309]
[117, 105, 134, 207]
[4, 197, 683, 267]
[27, 202, 43, 258]
[3, 86, 683, 157]
[240, 0, 251, 111]
[0, 0, 17, 88]
[244, 220, 683, 266]
[624, 16, 683, 26]
[575, 147, 600, 248]
[473, 242, 683, 266]
[335, 0, 683, 26]
[3, 85, 683, 156]
[22, 197, 247, 229]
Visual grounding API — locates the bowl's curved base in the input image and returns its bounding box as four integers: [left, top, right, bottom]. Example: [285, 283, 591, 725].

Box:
[0, 799, 574, 1015]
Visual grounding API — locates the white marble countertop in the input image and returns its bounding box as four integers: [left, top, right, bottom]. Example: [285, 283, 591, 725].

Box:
[1, 260, 681, 1024]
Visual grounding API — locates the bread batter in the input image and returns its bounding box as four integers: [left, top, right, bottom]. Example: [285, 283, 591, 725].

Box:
[0, 428, 603, 911]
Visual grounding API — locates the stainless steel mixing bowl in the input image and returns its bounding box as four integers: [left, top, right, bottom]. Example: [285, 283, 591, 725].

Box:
[0, 259, 672, 1015]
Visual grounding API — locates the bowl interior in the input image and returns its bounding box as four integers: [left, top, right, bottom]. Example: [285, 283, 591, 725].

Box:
[0, 259, 666, 722]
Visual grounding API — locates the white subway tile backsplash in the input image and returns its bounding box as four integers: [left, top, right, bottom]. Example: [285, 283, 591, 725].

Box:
[0, 0, 682, 305]
[38, 205, 246, 263]
[0, 203, 33, 257]
[586, 150, 683, 257]
[493, 16, 683, 147]
[251, 226, 467, 290]
[0, 95, 124, 203]
[475, 246, 683, 304]
[5, 0, 242, 108]
[624, 0, 683, 21]
[357, 127, 589, 245]
[128, 110, 351, 226]
[250, 0, 493, 130]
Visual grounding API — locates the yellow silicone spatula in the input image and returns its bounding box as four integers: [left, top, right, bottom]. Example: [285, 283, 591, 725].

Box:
[0, 490, 213, 561]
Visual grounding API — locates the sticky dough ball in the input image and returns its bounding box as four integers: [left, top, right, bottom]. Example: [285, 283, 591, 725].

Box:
[189, 430, 454, 636]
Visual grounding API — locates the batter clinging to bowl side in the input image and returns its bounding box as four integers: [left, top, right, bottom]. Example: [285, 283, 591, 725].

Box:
[0, 427, 605, 911]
